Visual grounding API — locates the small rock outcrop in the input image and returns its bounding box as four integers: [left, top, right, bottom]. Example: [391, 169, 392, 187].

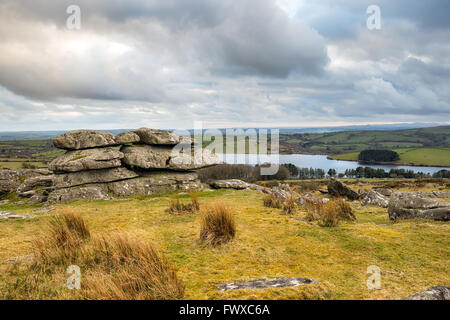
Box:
[404, 286, 450, 300]
[327, 178, 360, 200]
[361, 190, 390, 208]
[388, 192, 450, 221]
[39, 128, 218, 203]
[297, 193, 330, 206]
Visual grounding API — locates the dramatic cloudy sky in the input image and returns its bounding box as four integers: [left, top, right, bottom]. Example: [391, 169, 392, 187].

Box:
[0, 0, 449, 130]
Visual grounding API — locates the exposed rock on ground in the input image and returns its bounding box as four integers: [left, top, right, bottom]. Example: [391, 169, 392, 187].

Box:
[218, 277, 319, 291]
[297, 193, 330, 206]
[361, 190, 390, 208]
[209, 179, 251, 190]
[373, 188, 394, 197]
[52, 167, 138, 188]
[388, 192, 450, 221]
[53, 130, 117, 150]
[0, 211, 34, 219]
[404, 286, 450, 300]
[269, 183, 294, 201]
[49, 148, 124, 173]
[327, 178, 360, 200]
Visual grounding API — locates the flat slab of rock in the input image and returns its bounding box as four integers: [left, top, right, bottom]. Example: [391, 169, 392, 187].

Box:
[133, 128, 180, 145]
[210, 179, 251, 190]
[218, 277, 319, 291]
[47, 186, 112, 203]
[53, 167, 138, 188]
[53, 130, 117, 150]
[361, 190, 389, 208]
[404, 286, 450, 300]
[328, 178, 360, 200]
[121, 145, 220, 171]
[49, 148, 124, 173]
[106, 172, 202, 197]
[115, 131, 140, 145]
[388, 192, 450, 221]
[0, 211, 34, 219]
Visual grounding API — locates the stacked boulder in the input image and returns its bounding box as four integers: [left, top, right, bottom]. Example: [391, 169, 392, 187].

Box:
[34, 128, 220, 203]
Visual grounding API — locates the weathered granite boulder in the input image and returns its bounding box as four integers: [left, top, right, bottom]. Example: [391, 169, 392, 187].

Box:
[121, 145, 220, 171]
[53, 167, 138, 189]
[47, 186, 112, 204]
[106, 172, 202, 197]
[328, 178, 360, 200]
[49, 148, 123, 173]
[404, 286, 450, 300]
[388, 192, 450, 221]
[297, 193, 330, 206]
[218, 277, 319, 291]
[210, 179, 251, 190]
[115, 131, 140, 145]
[0, 170, 20, 195]
[0, 169, 52, 195]
[270, 183, 294, 201]
[16, 175, 54, 197]
[27, 191, 48, 204]
[373, 188, 394, 197]
[133, 128, 180, 145]
[53, 130, 117, 150]
[361, 190, 389, 208]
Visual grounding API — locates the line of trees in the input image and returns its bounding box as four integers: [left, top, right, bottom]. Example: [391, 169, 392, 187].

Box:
[197, 163, 449, 182]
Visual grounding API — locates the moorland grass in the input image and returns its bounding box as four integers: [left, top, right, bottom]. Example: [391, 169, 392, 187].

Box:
[0, 184, 449, 300]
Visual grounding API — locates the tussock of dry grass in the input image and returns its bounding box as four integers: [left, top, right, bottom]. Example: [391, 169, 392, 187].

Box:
[282, 195, 297, 215]
[28, 209, 184, 300]
[82, 234, 184, 300]
[305, 198, 356, 227]
[200, 202, 236, 247]
[166, 194, 200, 215]
[263, 194, 282, 209]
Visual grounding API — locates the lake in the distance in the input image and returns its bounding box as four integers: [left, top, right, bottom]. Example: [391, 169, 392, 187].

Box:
[217, 153, 448, 175]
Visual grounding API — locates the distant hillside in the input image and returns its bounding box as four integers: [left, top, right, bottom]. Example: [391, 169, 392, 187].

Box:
[278, 126, 450, 154]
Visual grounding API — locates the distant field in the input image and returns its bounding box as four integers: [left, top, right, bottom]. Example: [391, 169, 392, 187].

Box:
[331, 147, 450, 167]
[0, 158, 47, 170]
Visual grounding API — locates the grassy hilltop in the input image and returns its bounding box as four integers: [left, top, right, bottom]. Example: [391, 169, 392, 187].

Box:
[1, 181, 449, 300]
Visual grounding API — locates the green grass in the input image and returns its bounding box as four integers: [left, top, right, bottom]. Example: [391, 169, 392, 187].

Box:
[0, 186, 449, 300]
[331, 147, 450, 167]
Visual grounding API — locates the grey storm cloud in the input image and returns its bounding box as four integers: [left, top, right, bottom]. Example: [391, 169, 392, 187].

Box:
[0, 0, 449, 131]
